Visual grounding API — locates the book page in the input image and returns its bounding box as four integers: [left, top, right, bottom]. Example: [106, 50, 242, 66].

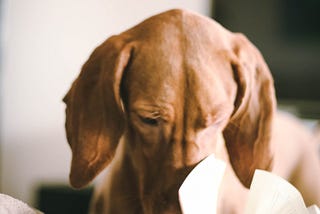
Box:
[178, 154, 226, 214]
[308, 205, 320, 214]
[245, 169, 309, 214]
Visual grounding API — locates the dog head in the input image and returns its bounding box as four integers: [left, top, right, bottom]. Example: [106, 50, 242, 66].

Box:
[63, 9, 275, 211]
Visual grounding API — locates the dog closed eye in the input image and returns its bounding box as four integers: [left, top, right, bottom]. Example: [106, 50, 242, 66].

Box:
[139, 115, 159, 126]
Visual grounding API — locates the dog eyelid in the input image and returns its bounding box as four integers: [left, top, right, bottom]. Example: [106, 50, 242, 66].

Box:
[139, 115, 159, 126]
[133, 110, 163, 126]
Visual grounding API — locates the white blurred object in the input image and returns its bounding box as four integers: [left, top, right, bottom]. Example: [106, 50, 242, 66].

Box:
[178, 162, 320, 214]
[178, 154, 226, 214]
[245, 169, 318, 214]
[0, 193, 43, 214]
[308, 205, 320, 214]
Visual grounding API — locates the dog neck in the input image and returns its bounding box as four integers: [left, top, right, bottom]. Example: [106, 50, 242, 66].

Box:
[102, 133, 229, 213]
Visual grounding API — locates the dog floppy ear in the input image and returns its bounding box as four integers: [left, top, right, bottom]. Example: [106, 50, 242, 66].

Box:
[223, 33, 276, 188]
[64, 36, 132, 188]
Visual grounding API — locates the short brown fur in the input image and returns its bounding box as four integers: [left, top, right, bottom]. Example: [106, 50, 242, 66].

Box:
[64, 9, 320, 213]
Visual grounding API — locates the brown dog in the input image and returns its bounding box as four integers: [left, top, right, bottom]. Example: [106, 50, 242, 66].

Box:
[63, 9, 320, 213]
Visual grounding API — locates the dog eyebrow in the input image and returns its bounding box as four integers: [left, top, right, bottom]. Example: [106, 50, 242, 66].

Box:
[131, 101, 174, 122]
[134, 110, 161, 118]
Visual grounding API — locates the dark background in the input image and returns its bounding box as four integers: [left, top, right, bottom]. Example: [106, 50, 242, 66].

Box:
[212, 0, 320, 118]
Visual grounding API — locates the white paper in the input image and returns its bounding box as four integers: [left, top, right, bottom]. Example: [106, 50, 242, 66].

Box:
[178, 158, 319, 214]
[245, 169, 309, 214]
[178, 154, 226, 214]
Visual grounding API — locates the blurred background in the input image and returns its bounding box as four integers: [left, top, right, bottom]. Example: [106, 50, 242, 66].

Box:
[214, 0, 320, 118]
[0, 0, 212, 213]
[0, 0, 319, 213]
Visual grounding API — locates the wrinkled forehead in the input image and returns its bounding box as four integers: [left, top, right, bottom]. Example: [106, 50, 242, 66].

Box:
[122, 43, 234, 113]
[122, 42, 183, 106]
[121, 10, 235, 110]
